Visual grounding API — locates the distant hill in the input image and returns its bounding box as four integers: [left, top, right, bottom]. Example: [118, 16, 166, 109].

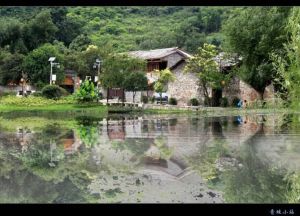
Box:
[0, 6, 232, 53]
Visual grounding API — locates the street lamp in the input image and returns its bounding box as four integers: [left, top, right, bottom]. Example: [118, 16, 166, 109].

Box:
[49, 57, 60, 85]
[93, 57, 102, 83]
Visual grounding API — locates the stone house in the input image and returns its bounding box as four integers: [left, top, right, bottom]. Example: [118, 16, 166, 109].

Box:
[126, 47, 268, 106]
[126, 47, 192, 104]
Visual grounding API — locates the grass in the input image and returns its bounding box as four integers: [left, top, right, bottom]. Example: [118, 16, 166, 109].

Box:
[0, 103, 108, 118]
[0, 116, 77, 131]
[0, 95, 297, 119]
[143, 107, 297, 116]
[0, 103, 295, 118]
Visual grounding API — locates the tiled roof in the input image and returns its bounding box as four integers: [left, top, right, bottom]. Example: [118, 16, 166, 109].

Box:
[127, 47, 192, 60]
[213, 52, 242, 68]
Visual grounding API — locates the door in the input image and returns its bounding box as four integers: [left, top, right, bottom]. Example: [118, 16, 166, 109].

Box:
[212, 88, 222, 107]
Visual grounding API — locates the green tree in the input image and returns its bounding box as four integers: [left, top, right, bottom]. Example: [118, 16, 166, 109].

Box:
[23, 10, 58, 51]
[100, 52, 146, 102]
[0, 51, 24, 85]
[50, 7, 83, 46]
[0, 18, 26, 53]
[22, 43, 64, 88]
[271, 7, 300, 108]
[69, 34, 92, 52]
[184, 43, 230, 105]
[123, 71, 148, 103]
[153, 68, 175, 104]
[75, 80, 98, 103]
[223, 7, 291, 93]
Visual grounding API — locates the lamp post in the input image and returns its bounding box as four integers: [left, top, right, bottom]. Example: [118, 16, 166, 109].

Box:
[49, 57, 60, 85]
[93, 58, 102, 84]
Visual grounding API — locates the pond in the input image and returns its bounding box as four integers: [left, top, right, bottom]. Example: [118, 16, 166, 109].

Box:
[0, 113, 300, 203]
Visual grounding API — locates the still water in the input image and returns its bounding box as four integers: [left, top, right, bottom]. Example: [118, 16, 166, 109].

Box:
[0, 113, 300, 203]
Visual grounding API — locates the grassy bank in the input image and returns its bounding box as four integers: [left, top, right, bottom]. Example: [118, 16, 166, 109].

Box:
[0, 104, 295, 117]
[144, 107, 297, 116]
[0, 96, 108, 118]
[0, 104, 108, 118]
[0, 94, 297, 119]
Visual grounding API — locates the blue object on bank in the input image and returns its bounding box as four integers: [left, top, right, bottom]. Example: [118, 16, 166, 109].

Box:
[237, 99, 243, 108]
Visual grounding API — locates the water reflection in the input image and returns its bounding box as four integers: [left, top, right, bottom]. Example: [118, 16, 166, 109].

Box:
[0, 113, 300, 203]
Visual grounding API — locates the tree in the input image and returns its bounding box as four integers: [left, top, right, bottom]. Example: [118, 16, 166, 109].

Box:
[23, 10, 58, 51]
[271, 7, 300, 108]
[69, 34, 92, 52]
[184, 43, 231, 106]
[0, 51, 24, 85]
[75, 80, 98, 103]
[50, 7, 83, 46]
[123, 71, 148, 103]
[22, 43, 64, 88]
[100, 52, 146, 103]
[223, 7, 291, 93]
[0, 18, 26, 53]
[153, 68, 175, 104]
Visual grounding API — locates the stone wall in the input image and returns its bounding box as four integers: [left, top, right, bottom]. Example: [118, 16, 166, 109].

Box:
[239, 80, 262, 106]
[263, 83, 275, 101]
[223, 77, 262, 106]
[223, 77, 240, 105]
[167, 62, 203, 106]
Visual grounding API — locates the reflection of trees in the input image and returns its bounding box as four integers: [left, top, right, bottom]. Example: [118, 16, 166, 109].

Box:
[111, 137, 152, 156]
[0, 122, 104, 203]
[221, 123, 300, 203]
[111, 135, 173, 163]
[75, 116, 101, 148]
[187, 117, 229, 181]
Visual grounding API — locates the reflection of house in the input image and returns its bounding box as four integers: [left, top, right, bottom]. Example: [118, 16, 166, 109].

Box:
[59, 130, 81, 154]
[107, 123, 126, 141]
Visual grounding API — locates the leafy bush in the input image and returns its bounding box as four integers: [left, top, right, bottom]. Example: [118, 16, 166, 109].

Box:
[190, 98, 200, 106]
[75, 80, 98, 103]
[220, 97, 229, 107]
[41, 85, 69, 100]
[168, 97, 177, 105]
[231, 97, 240, 107]
[142, 95, 148, 104]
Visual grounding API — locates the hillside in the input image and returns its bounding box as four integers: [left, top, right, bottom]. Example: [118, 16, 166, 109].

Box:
[0, 6, 230, 53]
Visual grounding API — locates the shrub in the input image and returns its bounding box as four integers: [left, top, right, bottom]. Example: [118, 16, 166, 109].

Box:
[220, 97, 229, 107]
[75, 80, 98, 103]
[32, 91, 43, 97]
[231, 97, 240, 107]
[142, 95, 148, 104]
[0, 91, 15, 97]
[41, 85, 68, 100]
[168, 97, 177, 105]
[150, 96, 155, 103]
[190, 98, 199, 106]
[204, 97, 212, 106]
